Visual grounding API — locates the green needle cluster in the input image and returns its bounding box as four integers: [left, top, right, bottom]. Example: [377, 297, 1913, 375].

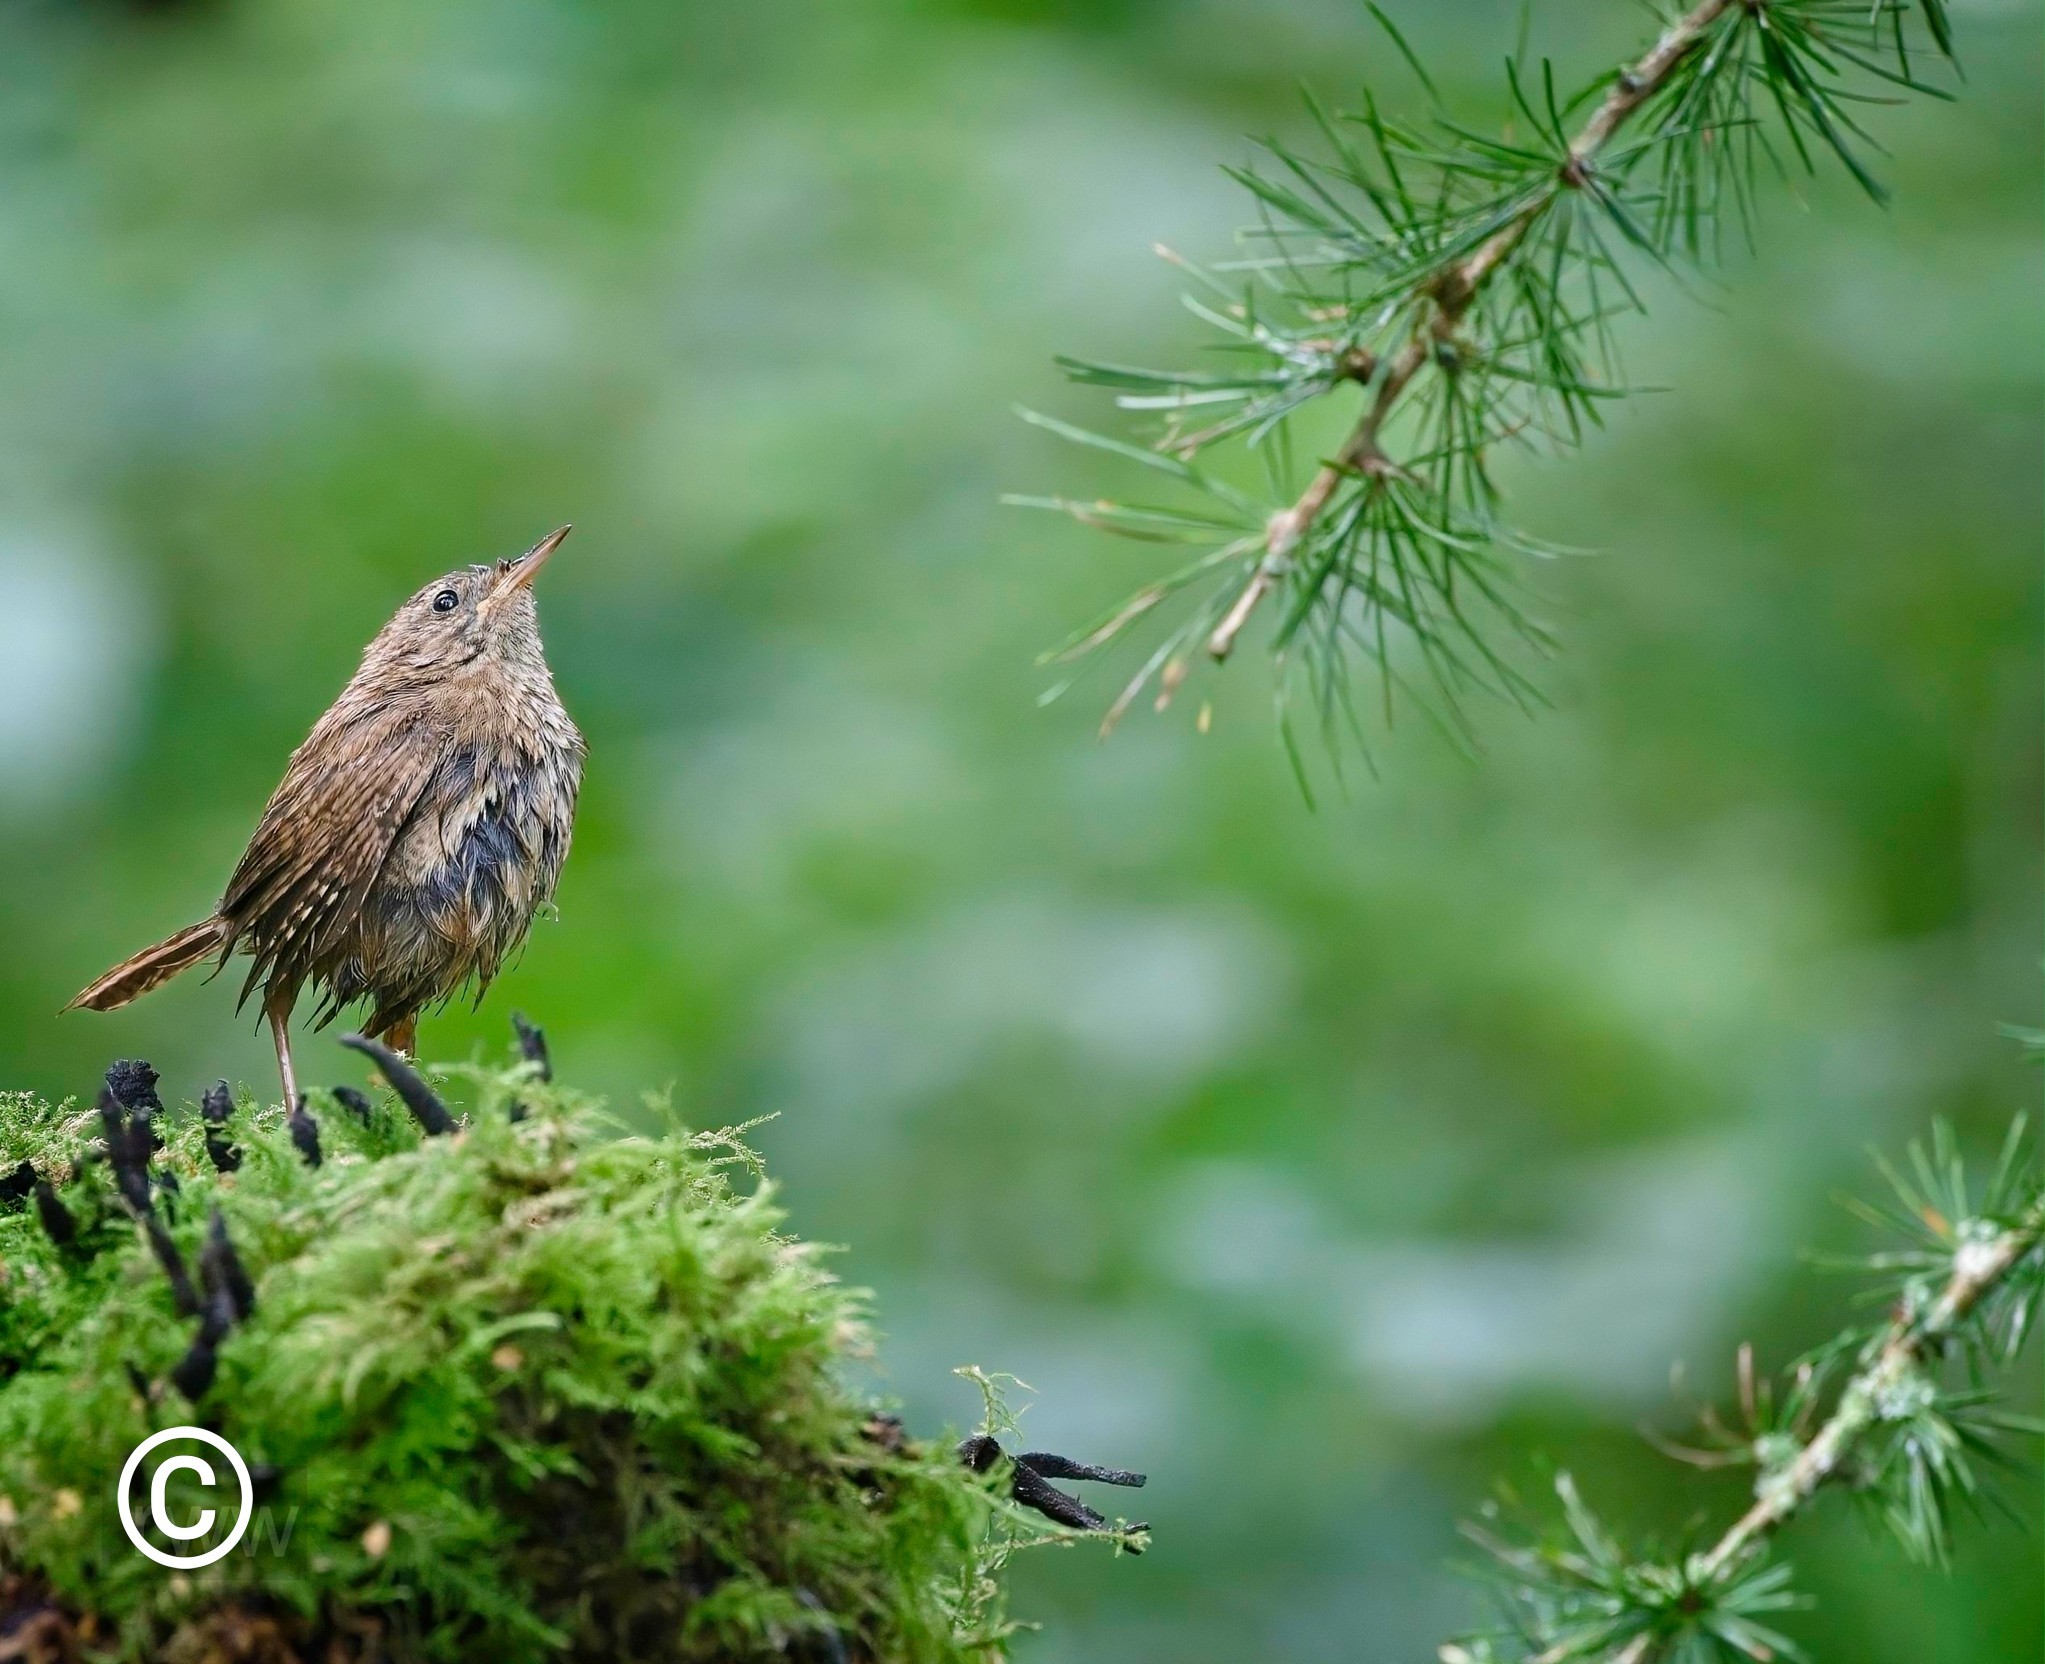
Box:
[1017, 0, 1958, 775]
[1446, 1115, 2045, 1664]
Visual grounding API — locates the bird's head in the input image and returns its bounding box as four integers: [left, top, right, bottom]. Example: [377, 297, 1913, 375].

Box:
[381, 526, 571, 672]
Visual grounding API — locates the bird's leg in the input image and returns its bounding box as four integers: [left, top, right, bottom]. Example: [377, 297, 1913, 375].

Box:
[266, 996, 299, 1109]
[382, 1014, 418, 1058]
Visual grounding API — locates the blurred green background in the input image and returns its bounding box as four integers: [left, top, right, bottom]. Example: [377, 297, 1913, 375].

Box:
[0, 0, 2036, 1657]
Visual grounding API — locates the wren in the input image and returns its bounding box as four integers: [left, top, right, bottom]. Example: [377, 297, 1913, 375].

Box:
[69, 526, 585, 1106]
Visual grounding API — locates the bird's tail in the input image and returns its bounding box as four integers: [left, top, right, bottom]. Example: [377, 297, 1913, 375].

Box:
[67, 917, 229, 1013]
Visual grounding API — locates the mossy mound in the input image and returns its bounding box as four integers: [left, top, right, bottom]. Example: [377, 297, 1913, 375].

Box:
[0, 1047, 1020, 1662]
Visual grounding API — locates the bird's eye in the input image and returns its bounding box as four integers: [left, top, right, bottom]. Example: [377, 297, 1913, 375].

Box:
[432, 589, 460, 613]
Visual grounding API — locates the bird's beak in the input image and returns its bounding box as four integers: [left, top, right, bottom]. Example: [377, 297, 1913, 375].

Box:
[486, 525, 571, 611]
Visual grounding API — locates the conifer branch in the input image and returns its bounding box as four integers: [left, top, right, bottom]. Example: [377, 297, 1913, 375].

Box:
[1445, 1117, 2045, 1664]
[1017, 0, 1959, 758]
[1204, 0, 1738, 666]
[1692, 1170, 2045, 1586]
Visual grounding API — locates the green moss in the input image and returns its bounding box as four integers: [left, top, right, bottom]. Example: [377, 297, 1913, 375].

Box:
[0, 1056, 1029, 1662]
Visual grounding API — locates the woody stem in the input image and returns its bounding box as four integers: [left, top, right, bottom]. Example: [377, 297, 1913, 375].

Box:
[1695, 1187, 2045, 1584]
[1204, 0, 1740, 662]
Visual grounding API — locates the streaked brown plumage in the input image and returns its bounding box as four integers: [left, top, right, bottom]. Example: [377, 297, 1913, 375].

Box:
[69, 527, 585, 1105]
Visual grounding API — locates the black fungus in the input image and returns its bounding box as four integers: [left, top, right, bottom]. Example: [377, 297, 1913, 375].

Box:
[33, 1180, 76, 1249]
[340, 1034, 455, 1136]
[957, 1435, 1148, 1544]
[172, 1217, 246, 1403]
[98, 1086, 155, 1216]
[200, 1081, 234, 1125]
[146, 1214, 200, 1317]
[287, 1097, 322, 1168]
[106, 1059, 163, 1114]
[205, 1209, 257, 1322]
[200, 1079, 243, 1172]
[0, 1159, 35, 1211]
[511, 1012, 553, 1081]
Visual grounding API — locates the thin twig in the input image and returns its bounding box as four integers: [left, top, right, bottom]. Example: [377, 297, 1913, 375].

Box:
[1205, 0, 1738, 661]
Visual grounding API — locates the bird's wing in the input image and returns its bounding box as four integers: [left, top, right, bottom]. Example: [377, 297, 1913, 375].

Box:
[220, 704, 448, 1006]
